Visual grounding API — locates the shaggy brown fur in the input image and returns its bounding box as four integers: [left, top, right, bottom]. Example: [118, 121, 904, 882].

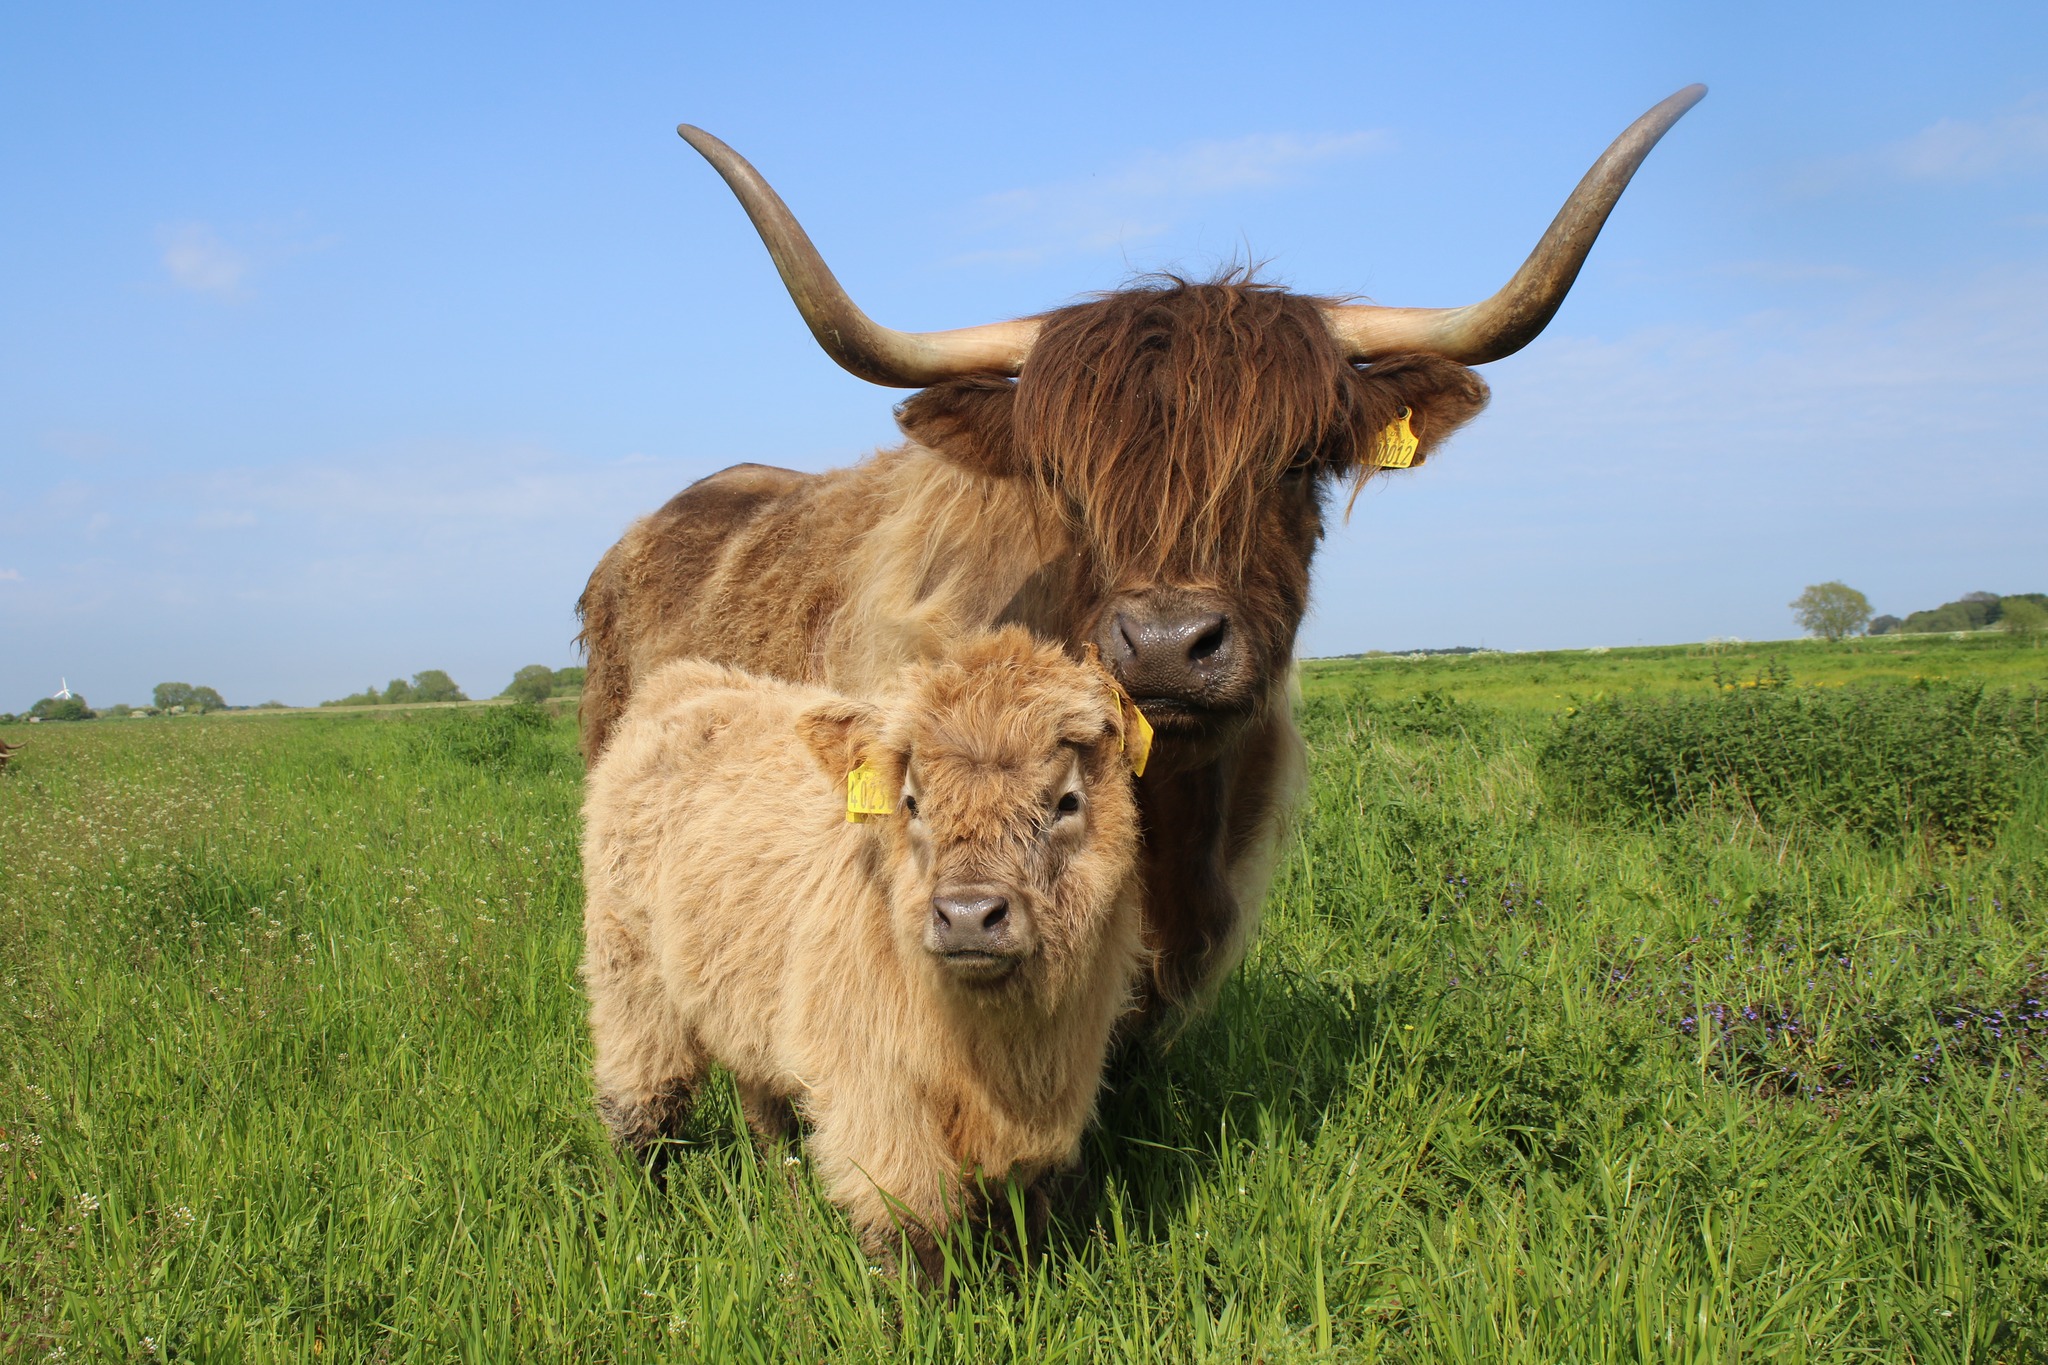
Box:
[581, 628, 1145, 1278]
[0, 738, 18, 774]
[578, 275, 1490, 1009]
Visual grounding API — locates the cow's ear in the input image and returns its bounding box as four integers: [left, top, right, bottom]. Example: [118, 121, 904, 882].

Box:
[796, 699, 886, 780]
[1346, 355, 1491, 469]
[895, 377, 1024, 480]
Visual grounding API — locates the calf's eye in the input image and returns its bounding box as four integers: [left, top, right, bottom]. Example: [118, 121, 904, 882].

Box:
[903, 794, 919, 817]
[1054, 791, 1081, 817]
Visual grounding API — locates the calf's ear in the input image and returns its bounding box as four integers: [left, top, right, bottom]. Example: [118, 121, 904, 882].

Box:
[795, 699, 886, 780]
[1347, 354, 1491, 469]
[895, 377, 1023, 480]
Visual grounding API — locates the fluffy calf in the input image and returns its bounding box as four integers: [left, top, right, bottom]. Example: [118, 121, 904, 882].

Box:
[581, 628, 1146, 1273]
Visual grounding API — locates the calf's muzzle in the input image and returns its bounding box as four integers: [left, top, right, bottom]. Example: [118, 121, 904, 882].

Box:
[928, 889, 1025, 982]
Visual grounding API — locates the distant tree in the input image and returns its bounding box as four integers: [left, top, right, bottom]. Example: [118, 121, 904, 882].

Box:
[1903, 594, 2005, 633]
[382, 678, 415, 704]
[322, 685, 385, 707]
[552, 665, 587, 694]
[1999, 598, 2048, 637]
[30, 695, 93, 722]
[504, 665, 556, 704]
[155, 682, 227, 712]
[1790, 582, 1872, 642]
[1867, 614, 1902, 636]
[409, 670, 466, 704]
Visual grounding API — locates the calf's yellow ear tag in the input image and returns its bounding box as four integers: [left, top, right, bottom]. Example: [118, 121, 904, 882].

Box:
[1375, 407, 1419, 470]
[845, 761, 894, 823]
[1124, 702, 1154, 777]
[1106, 682, 1154, 777]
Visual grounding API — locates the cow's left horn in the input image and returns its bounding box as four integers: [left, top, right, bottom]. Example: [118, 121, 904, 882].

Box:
[1324, 84, 1706, 365]
[678, 125, 1040, 387]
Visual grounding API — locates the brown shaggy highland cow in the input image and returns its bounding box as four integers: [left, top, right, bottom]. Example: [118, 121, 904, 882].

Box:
[578, 87, 1705, 1016]
[580, 628, 1147, 1275]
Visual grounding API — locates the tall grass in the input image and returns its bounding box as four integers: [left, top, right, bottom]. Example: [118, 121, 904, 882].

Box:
[3, 644, 2045, 1360]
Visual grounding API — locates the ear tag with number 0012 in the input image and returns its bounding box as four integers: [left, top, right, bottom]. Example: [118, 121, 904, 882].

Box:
[845, 761, 894, 822]
[1375, 407, 1419, 469]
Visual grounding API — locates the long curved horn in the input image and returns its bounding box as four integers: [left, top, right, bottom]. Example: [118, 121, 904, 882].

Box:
[1325, 84, 1707, 365]
[677, 125, 1040, 387]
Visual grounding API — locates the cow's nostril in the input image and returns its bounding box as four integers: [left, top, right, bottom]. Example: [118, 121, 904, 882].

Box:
[981, 900, 1009, 931]
[1186, 614, 1228, 663]
[931, 900, 954, 930]
[1113, 614, 1139, 661]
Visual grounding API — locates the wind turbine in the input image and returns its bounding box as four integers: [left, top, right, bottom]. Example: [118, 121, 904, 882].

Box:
[53, 678, 74, 700]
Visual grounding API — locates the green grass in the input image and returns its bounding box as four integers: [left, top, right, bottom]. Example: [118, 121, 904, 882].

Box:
[1301, 631, 2048, 715]
[4, 638, 2047, 1361]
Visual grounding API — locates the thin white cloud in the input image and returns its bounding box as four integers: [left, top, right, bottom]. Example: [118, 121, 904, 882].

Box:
[1800, 95, 2048, 193]
[159, 222, 251, 295]
[955, 130, 1390, 265]
[1882, 97, 2048, 182]
[0, 569, 21, 582]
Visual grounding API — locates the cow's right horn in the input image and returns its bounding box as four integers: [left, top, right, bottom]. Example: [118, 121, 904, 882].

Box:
[678, 126, 1040, 388]
[1323, 84, 1706, 365]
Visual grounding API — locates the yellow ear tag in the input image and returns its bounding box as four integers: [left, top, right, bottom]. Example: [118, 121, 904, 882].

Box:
[1125, 703, 1153, 777]
[1375, 407, 1419, 470]
[1107, 683, 1154, 778]
[845, 761, 894, 823]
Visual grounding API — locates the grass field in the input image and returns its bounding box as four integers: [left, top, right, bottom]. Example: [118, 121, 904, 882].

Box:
[3, 638, 2045, 1361]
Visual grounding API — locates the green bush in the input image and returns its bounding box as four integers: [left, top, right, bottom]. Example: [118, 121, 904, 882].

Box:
[406, 703, 567, 776]
[1540, 680, 2048, 846]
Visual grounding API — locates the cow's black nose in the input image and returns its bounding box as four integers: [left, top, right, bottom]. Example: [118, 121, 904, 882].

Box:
[1101, 605, 1236, 700]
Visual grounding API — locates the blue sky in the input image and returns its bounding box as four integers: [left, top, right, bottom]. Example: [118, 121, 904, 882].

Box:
[3, 1, 2044, 709]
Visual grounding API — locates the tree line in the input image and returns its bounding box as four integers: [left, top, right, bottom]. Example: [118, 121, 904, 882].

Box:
[1792, 583, 2048, 642]
[320, 666, 585, 709]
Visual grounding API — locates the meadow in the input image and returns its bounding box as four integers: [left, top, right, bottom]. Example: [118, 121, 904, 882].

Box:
[2, 637, 2045, 1362]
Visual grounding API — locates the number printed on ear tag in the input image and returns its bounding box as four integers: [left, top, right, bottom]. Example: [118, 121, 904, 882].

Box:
[1375, 407, 1420, 470]
[845, 761, 894, 822]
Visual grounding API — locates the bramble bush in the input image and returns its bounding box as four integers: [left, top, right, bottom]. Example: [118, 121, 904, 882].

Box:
[1540, 679, 2048, 846]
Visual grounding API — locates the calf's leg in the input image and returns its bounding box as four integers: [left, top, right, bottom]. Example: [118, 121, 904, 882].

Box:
[588, 994, 707, 1163]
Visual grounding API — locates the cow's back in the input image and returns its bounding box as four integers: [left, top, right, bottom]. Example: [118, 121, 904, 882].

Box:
[579, 461, 825, 761]
[578, 449, 1065, 765]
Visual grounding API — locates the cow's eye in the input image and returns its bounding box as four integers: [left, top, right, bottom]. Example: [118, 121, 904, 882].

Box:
[903, 794, 919, 818]
[1284, 449, 1317, 478]
[1054, 791, 1081, 817]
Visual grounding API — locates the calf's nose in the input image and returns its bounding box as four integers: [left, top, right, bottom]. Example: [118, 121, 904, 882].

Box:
[930, 893, 1010, 953]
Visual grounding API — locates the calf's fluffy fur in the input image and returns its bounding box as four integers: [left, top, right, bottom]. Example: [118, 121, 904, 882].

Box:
[581, 629, 1146, 1272]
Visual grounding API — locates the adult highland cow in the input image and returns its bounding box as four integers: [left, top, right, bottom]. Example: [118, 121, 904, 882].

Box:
[579, 86, 1705, 1011]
